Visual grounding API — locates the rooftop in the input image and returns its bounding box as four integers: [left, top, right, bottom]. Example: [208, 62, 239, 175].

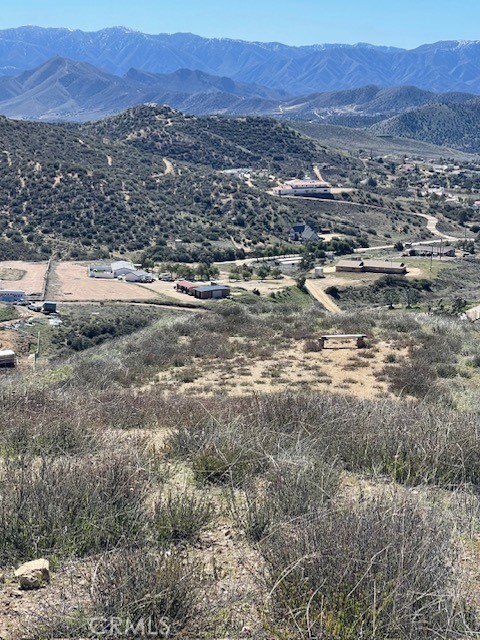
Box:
[193, 284, 230, 292]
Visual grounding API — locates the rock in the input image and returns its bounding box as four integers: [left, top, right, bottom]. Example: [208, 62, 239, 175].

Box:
[14, 559, 50, 590]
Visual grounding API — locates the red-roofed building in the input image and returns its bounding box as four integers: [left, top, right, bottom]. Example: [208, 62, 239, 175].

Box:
[176, 280, 196, 294]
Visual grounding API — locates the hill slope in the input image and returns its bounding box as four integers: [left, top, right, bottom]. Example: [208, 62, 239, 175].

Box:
[0, 105, 361, 261]
[370, 100, 480, 152]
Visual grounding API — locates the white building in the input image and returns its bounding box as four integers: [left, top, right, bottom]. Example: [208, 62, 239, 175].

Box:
[111, 261, 136, 278]
[0, 290, 26, 303]
[122, 270, 154, 283]
[274, 179, 332, 197]
[88, 265, 115, 279]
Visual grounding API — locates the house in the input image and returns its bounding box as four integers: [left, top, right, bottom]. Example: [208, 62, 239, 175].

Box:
[176, 280, 196, 294]
[192, 284, 230, 300]
[275, 179, 333, 198]
[111, 261, 136, 278]
[0, 290, 26, 304]
[289, 222, 320, 243]
[336, 260, 407, 275]
[122, 270, 154, 283]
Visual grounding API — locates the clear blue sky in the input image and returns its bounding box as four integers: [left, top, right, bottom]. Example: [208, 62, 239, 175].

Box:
[2, 0, 479, 48]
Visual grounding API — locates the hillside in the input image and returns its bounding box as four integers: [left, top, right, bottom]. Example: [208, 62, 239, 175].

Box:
[1, 300, 480, 638]
[276, 85, 475, 124]
[370, 99, 480, 152]
[291, 121, 477, 160]
[0, 105, 368, 262]
[2, 28, 480, 94]
[0, 57, 281, 122]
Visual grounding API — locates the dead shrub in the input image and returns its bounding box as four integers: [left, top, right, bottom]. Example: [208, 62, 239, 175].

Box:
[91, 549, 203, 637]
[0, 451, 150, 564]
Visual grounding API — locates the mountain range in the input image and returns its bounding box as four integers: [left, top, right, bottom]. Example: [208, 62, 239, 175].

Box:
[0, 56, 478, 126]
[0, 56, 286, 121]
[0, 28, 479, 152]
[2, 27, 480, 96]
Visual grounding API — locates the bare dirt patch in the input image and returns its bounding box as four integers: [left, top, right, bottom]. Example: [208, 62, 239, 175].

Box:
[48, 263, 159, 302]
[154, 337, 403, 400]
[0, 261, 48, 296]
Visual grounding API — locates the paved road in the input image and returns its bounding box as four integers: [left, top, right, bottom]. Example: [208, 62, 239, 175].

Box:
[305, 279, 341, 313]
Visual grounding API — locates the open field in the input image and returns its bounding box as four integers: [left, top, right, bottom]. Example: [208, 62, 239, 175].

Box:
[0, 261, 48, 296]
[44, 262, 298, 304]
[47, 262, 164, 302]
[154, 336, 400, 399]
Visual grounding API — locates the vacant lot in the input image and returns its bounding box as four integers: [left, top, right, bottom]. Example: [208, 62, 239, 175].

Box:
[0, 261, 48, 295]
[48, 263, 162, 302]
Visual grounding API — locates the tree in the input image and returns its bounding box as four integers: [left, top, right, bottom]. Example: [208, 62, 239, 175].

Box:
[384, 288, 399, 310]
[404, 288, 420, 308]
[257, 264, 271, 279]
[296, 275, 307, 292]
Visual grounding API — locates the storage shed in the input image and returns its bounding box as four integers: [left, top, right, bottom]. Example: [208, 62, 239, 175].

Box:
[192, 284, 230, 300]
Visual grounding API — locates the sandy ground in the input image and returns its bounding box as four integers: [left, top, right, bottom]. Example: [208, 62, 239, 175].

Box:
[219, 272, 296, 295]
[48, 263, 164, 302]
[0, 261, 48, 296]
[154, 336, 403, 400]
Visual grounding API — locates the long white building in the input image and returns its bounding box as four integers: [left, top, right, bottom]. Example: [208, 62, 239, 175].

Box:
[274, 178, 332, 197]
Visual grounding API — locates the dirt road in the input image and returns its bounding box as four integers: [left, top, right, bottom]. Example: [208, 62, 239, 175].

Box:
[305, 279, 341, 313]
[163, 158, 174, 175]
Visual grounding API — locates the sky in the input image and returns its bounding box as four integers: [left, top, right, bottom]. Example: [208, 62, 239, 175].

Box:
[1, 0, 480, 48]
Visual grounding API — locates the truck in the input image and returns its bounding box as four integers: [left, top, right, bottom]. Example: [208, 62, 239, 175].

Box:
[42, 301, 57, 314]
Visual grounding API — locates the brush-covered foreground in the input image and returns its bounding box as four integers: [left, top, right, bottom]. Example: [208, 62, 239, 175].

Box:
[1, 299, 480, 639]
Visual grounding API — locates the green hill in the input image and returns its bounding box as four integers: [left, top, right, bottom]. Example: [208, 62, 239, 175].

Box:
[370, 100, 480, 152]
[0, 106, 364, 261]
